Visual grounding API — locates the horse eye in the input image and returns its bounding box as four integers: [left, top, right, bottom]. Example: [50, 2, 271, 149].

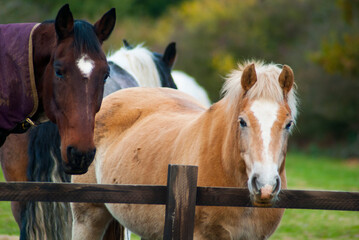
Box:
[55, 69, 64, 79]
[104, 72, 109, 83]
[285, 121, 293, 130]
[239, 118, 247, 128]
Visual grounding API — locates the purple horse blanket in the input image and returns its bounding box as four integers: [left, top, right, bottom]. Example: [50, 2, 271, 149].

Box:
[0, 23, 39, 131]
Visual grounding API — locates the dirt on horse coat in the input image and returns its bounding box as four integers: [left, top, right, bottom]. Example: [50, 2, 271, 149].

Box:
[72, 62, 298, 240]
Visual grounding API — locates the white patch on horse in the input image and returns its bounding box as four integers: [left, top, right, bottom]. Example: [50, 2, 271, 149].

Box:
[251, 99, 279, 162]
[250, 99, 280, 185]
[77, 54, 94, 78]
[107, 45, 161, 87]
[172, 70, 212, 108]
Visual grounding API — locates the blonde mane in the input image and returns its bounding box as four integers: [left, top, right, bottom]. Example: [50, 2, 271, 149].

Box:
[221, 61, 298, 120]
[107, 44, 162, 87]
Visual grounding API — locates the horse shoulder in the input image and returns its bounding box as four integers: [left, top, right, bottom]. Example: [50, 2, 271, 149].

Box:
[94, 88, 160, 144]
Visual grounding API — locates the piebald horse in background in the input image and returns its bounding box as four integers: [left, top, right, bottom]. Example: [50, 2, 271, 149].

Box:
[16, 42, 177, 240]
[72, 61, 298, 240]
[107, 40, 177, 91]
[0, 3, 115, 238]
[120, 40, 211, 108]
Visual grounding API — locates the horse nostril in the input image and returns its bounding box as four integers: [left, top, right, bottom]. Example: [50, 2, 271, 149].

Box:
[67, 146, 75, 159]
[64, 146, 95, 174]
[272, 176, 281, 195]
[251, 174, 260, 195]
[66, 146, 95, 165]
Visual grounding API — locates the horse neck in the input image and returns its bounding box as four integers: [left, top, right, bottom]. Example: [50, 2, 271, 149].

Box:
[194, 99, 247, 187]
[32, 23, 56, 104]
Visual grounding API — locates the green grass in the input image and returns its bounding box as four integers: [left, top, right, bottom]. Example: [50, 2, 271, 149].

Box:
[1, 152, 358, 239]
[0, 169, 19, 235]
[272, 152, 359, 240]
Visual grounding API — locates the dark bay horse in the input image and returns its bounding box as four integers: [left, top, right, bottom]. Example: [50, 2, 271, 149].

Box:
[0, 2, 115, 236]
[4, 42, 177, 240]
[0, 4, 116, 174]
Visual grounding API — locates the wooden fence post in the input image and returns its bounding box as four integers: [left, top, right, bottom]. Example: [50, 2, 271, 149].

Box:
[163, 164, 198, 240]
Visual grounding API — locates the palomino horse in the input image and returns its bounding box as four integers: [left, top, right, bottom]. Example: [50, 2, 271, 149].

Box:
[0, 2, 115, 234]
[72, 61, 298, 239]
[13, 42, 177, 240]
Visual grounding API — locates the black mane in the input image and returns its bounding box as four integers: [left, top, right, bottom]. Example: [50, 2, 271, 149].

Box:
[73, 20, 101, 54]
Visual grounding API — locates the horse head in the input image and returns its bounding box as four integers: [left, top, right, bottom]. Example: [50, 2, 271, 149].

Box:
[234, 63, 296, 206]
[41, 4, 115, 174]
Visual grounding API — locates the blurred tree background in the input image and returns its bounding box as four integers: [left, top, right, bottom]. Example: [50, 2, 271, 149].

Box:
[1, 0, 358, 158]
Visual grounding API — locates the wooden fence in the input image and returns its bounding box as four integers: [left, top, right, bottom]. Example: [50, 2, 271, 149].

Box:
[0, 164, 359, 239]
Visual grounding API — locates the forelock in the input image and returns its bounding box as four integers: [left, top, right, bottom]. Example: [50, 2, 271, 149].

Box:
[221, 61, 298, 120]
[73, 20, 101, 54]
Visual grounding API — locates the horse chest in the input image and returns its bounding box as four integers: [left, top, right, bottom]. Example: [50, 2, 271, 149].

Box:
[196, 207, 277, 240]
[231, 208, 283, 240]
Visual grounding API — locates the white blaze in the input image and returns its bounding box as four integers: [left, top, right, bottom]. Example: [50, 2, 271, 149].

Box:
[77, 54, 94, 78]
[250, 99, 279, 184]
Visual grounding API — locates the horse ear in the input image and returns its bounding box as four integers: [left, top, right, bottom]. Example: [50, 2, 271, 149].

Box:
[241, 63, 257, 91]
[163, 42, 176, 68]
[55, 4, 74, 40]
[278, 65, 294, 96]
[123, 39, 133, 49]
[94, 8, 116, 44]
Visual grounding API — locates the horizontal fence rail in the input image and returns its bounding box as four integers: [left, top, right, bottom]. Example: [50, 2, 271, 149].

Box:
[0, 182, 167, 204]
[0, 182, 358, 211]
[196, 187, 359, 211]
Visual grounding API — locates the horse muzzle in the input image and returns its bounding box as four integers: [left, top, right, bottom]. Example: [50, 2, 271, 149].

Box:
[249, 174, 281, 207]
[63, 146, 96, 174]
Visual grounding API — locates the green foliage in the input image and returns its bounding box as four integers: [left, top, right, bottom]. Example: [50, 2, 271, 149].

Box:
[313, 34, 359, 77]
[128, 0, 187, 18]
[0, 170, 18, 235]
[312, 0, 359, 78]
[338, 0, 359, 24]
[0, 0, 185, 23]
[305, 0, 359, 155]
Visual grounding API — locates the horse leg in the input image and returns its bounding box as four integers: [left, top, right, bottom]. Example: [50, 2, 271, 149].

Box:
[0, 133, 30, 226]
[71, 202, 113, 240]
[71, 164, 117, 240]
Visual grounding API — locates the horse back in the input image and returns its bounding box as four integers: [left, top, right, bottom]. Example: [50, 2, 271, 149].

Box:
[95, 87, 205, 144]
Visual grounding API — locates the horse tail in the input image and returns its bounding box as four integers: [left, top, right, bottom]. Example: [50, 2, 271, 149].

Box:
[19, 121, 125, 240]
[20, 122, 72, 240]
